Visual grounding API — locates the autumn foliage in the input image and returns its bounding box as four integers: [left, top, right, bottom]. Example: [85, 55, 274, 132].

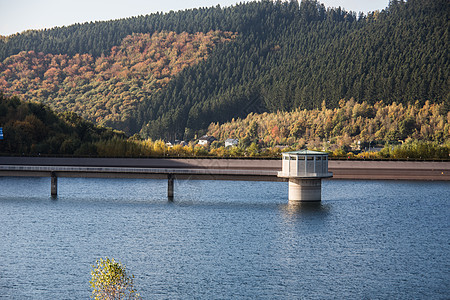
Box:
[0, 31, 235, 132]
[207, 99, 450, 152]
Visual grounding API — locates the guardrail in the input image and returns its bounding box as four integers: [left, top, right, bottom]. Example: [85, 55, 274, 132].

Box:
[0, 165, 279, 176]
[0, 164, 285, 198]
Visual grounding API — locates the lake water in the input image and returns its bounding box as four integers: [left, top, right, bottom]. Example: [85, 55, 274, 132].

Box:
[0, 177, 449, 299]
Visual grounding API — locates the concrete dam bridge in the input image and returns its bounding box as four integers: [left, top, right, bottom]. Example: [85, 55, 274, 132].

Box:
[0, 155, 448, 202]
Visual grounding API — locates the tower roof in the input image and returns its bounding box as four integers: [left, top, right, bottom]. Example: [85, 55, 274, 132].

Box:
[283, 150, 328, 155]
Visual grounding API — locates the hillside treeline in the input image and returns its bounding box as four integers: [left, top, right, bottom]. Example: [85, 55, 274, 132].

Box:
[208, 100, 450, 149]
[1, 94, 448, 160]
[0, 94, 125, 155]
[0, 0, 448, 140]
[137, 0, 449, 139]
[0, 31, 233, 132]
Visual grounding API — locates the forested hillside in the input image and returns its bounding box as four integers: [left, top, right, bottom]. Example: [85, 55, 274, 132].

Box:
[0, 31, 234, 131]
[0, 94, 125, 155]
[1, 94, 447, 159]
[0, 0, 448, 140]
[137, 0, 448, 140]
[207, 100, 450, 149]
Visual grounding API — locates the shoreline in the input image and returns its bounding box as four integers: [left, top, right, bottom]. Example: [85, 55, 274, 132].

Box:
[328, 160, 450, 181]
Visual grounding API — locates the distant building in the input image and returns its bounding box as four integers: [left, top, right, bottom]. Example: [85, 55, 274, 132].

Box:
[225, 138, 239, 147]
[274, 145, 288, 151]
[166, 140, 188, 147]
[198, 135, 216, 146]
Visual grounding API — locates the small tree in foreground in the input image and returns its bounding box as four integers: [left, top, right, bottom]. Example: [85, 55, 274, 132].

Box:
[90, 257, 141, 300]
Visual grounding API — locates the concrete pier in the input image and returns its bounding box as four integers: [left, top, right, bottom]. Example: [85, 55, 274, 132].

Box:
[51, 172, 57, 197]
[168, 174, 174, 200]
[288, 178, 322, 202]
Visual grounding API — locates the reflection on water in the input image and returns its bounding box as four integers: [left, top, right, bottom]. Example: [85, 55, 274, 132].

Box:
[280, 201, 330, 217]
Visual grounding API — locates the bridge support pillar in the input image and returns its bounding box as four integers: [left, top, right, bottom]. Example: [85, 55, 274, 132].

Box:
[168, 174, 174, 201]
[288, 178, 322, 202]
[51, 172, 57, 198]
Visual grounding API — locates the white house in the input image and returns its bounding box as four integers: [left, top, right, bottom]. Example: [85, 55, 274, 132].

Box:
[198, 135, 216, 146]
[225, 138, 239, 147]
[166, 140, 188, 147]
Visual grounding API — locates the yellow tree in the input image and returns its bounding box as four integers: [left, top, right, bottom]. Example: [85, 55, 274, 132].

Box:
[90, 257, 141, 300]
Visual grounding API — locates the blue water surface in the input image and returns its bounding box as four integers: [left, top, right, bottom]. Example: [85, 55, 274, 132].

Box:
[0, 177, 449, 299]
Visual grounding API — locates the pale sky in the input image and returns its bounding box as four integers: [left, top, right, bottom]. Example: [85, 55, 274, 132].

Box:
[0, 0, 390, 36]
